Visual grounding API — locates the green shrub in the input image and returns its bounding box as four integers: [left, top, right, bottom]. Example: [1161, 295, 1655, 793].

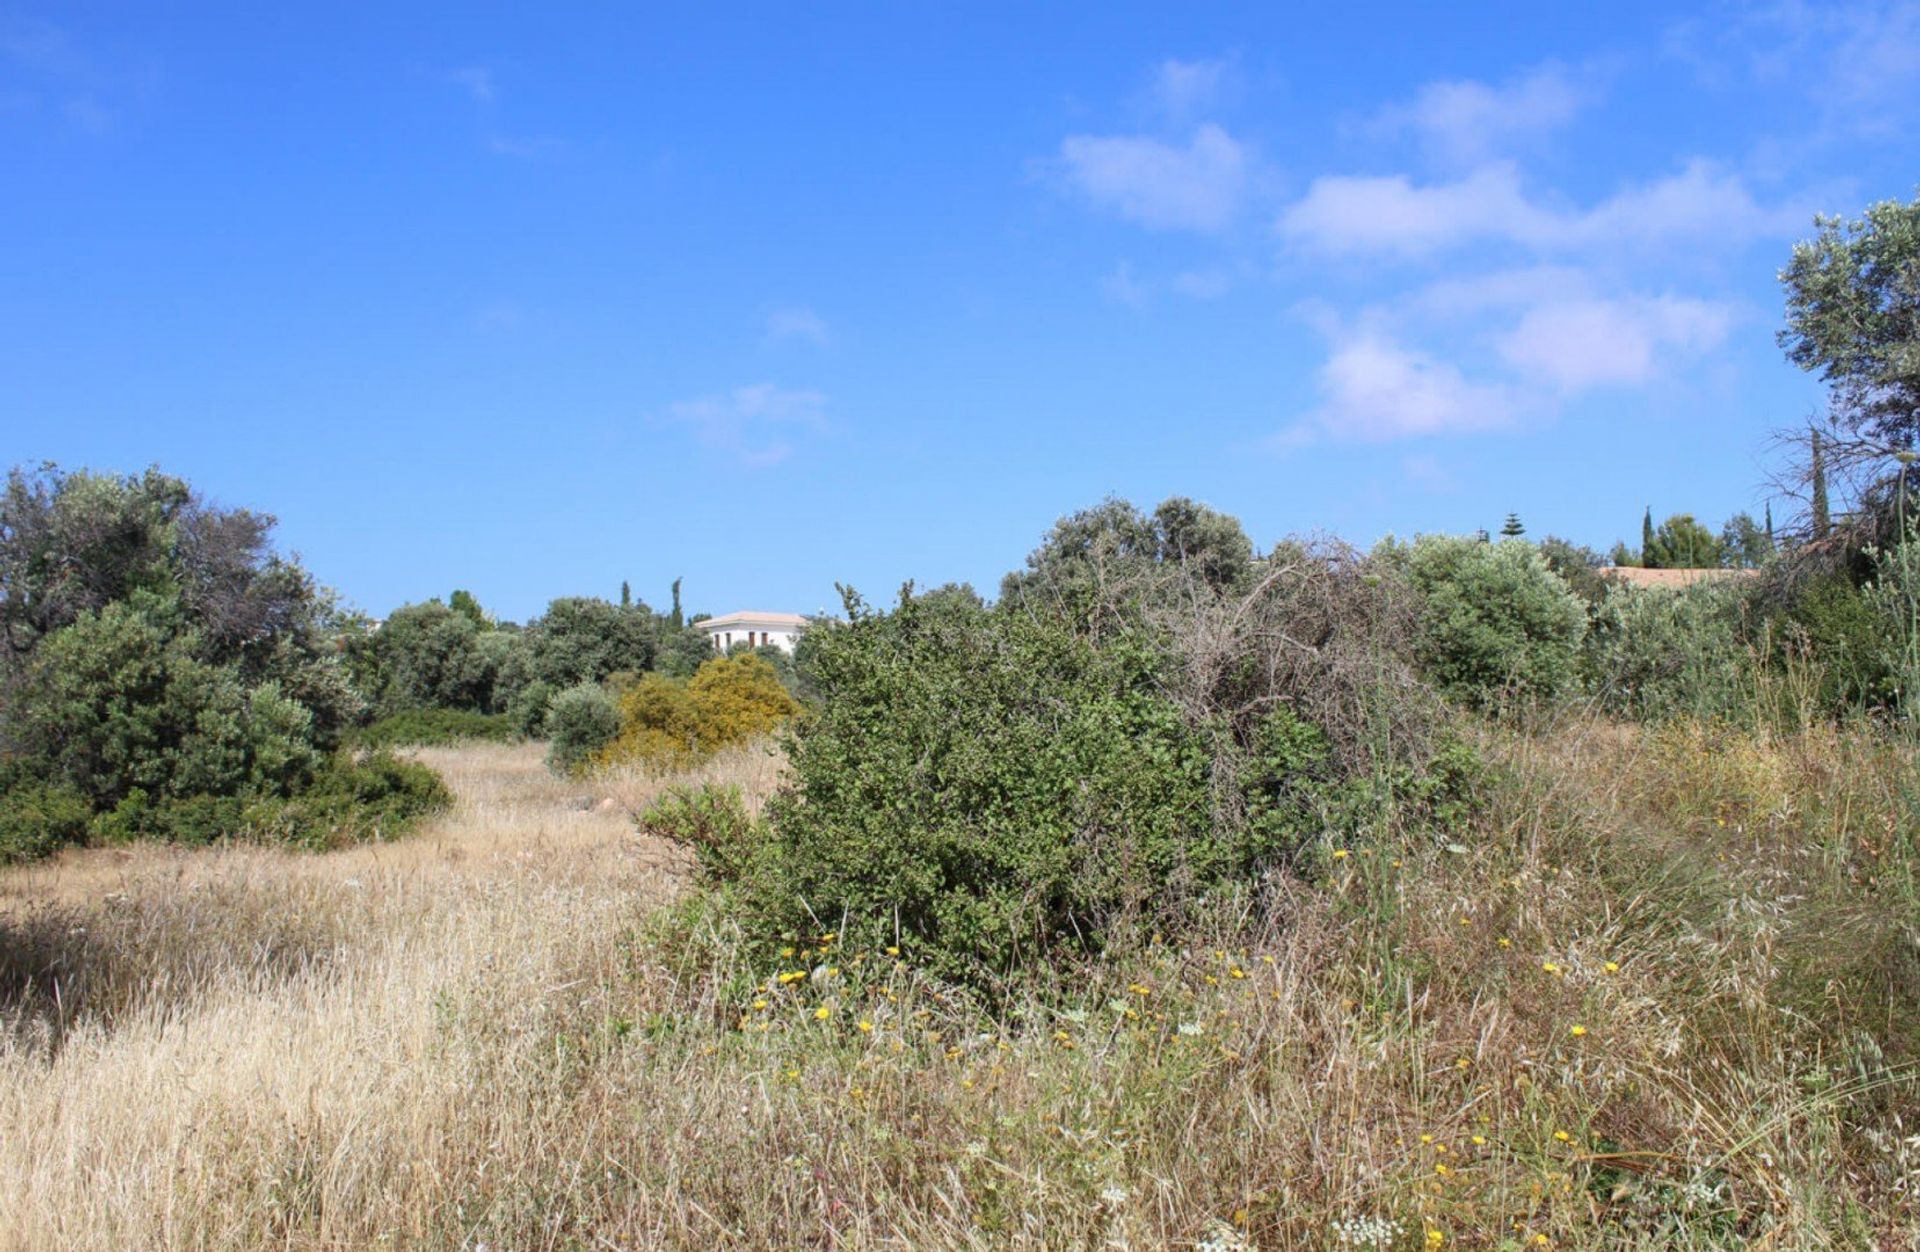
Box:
[545, 683, 619, 775]
[738, 590, 1312, 989]
[85, 753, 450, 849]
[248, 751, 451, 849]
[1586, 580, 1754, 721]
[507, 678, 556, 738]
[1786, 576, 1897, 713]
[351, 708, 516, 748]
[0, 782, 92, 862]
[637, 784, 759, 884]
[1383, 536, 1587, 709]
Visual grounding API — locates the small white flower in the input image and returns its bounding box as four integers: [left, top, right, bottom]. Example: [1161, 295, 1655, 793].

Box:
[1100, 1185, 1129, 1205]
[1178, 1021, 1205, 1037]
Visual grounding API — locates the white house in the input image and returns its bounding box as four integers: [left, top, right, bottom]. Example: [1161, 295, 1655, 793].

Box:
[698, 610, 809, 655]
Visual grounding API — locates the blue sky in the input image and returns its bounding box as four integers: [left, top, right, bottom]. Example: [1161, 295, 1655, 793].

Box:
[5, 2, 1917, 621]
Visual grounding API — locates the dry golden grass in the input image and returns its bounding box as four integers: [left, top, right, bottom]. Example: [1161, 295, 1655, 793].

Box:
[0, 725, 1914, 1249]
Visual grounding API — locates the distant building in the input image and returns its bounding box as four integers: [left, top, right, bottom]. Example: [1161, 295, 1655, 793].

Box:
[699, 610, 809, 655]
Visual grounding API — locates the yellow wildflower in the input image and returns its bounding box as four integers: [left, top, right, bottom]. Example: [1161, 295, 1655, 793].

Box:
[1332, 848, 1350, 859]
[1603, 961, 1619, 974]
[1541, 962, 1560, 975]
[1569, 1024, 1587, 1037]
[813, 1006, 831, 1020]
[1553, 1130, 1571, 1143]
[858, 1019, 874, 1033]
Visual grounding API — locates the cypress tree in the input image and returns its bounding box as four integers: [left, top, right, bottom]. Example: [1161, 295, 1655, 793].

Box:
[1810, 429, 1831, 540]
[1764, 501, 1775, 550]
[670, 577, 684, 629]
[1641, 508, 1657, 568]
[620, 580, 632, 609]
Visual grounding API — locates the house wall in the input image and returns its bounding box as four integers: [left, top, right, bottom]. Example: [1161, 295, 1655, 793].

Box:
[705, 626, 801, 654]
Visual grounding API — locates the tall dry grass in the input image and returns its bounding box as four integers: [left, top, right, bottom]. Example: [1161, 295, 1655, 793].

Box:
[0, 725, 1914, 1249]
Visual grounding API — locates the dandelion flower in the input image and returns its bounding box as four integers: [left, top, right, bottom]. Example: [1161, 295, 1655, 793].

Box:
[813, 1006, 831, 1020]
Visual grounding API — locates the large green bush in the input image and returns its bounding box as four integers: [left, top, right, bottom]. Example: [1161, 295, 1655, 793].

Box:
[0, 463, 444, 861]
[544, 683, 619, 775]
[1586, 580, 1754, 722]
[1383, 536, 1587, 708]
[731, 587, 1356, 989]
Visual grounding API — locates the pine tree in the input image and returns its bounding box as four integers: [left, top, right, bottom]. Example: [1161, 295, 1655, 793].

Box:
[1810, 429, 1831, 540]
[1500, 512, 1525, 538]
[1641, 508, 1657, 568]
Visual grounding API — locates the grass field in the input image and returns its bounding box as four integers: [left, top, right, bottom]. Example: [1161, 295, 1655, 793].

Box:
[0, 725, 1915, 1249]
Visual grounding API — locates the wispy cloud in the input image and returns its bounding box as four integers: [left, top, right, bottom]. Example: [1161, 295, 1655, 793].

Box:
[765, 306, 830, 345]
[663, 383, 828, 466]
[1366, 62, 1595, 165]
[1278, 159, 1802, 257]
[1496, 295, 1733, 389]
[0, 16, 152, 134]
[446, 65, 496, 104]
[1149, 56, 1235, 122]
[1050, 124, 1251, 233]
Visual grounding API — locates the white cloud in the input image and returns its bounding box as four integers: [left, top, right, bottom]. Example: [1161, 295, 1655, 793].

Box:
[1369, 62, 1590, 164]
[664, 383, 827, 466]
[1496, 295, 1733, 389]
[766, 306, 830, 345]
[1150, 57, 1233, 121]
[1053, 124, 1250, 232]
[1278, 159, 1800, 257]
[1278, 163, 1548, 256]
[1296, 329, 1516, 442]
[447, 65, 495, 104]
[1172, 268, 1232, 299]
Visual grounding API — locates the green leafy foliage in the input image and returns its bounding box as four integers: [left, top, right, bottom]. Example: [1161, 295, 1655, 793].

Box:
[1586, 580, 1754, 721]
[544, 683, 619, 776]
[350, 708, 517, 748]
[734, 588, 1345, 989]
[522, 597, 659, 690]
[0, 463, 446, 861]
[0, 782, 91, 863]
[637, 783, 758, 884]
[1779, 194, 1920, 450]
[1383, 536, 1587, 708]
